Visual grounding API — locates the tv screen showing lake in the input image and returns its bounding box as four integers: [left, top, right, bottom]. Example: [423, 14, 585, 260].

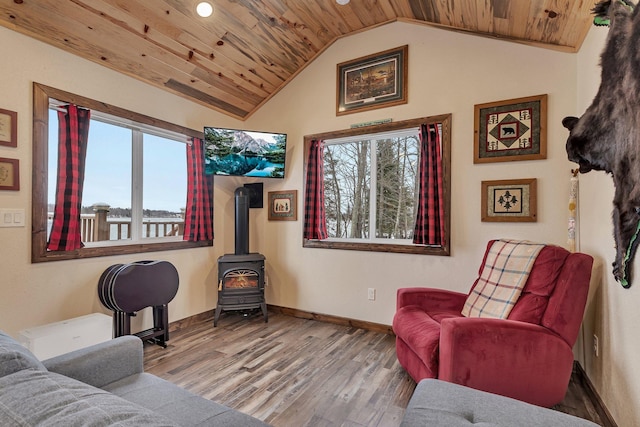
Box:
[204, 127, 286, 178]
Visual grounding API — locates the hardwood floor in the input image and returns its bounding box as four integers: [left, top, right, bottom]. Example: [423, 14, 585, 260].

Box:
[143, 310, 604, 427]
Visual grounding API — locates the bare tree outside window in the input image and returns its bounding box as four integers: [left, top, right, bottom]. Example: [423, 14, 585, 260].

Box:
[324, 131, 419, 241]
[375, 136, 419, 239]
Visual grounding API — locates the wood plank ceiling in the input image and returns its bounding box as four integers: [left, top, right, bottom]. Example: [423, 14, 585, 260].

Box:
[0, 0, 595, 120]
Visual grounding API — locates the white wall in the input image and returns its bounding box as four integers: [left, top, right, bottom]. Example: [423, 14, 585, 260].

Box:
[245, 21, 579, 327]
[576, 25, 640, 427]
[0, 26, 243, 337]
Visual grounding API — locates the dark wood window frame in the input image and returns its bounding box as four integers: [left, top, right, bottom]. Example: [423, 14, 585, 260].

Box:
[303, 114, 451, 256]
[31, 82, 212, 263]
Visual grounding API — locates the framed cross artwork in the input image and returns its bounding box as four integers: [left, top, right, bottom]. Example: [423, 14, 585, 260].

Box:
[474, 94, 547, 163]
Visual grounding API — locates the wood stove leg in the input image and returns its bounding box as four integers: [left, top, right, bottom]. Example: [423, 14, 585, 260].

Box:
[261, 303, 268, 323]
[214, 305, 223, 327]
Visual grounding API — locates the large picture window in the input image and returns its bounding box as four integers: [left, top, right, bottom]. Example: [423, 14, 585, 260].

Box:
[303, 115, 450, 255]
[47, 109, 187, 244]
[32, 83, 212, 262]
[324, 128, 421, 240]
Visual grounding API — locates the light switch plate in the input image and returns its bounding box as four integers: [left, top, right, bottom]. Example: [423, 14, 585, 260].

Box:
[0, 209, 25, 227]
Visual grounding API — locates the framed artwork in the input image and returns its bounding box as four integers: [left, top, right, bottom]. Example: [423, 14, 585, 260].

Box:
[0, 157, 19, 191]
[336, 45, 408, 116]
[0, 108, 17, 148]
[474, 94, 547, 163]
[481, 178, 537, 222]
[268, 190, 297, 221]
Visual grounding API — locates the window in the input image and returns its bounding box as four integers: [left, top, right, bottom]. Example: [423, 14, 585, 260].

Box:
[324, 128, 421, 241]
[303, 115, 450, 255]
[47, 109, 187, 244]
[32, 83, 212, 262]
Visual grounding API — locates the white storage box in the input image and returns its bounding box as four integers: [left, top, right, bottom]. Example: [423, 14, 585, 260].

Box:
[18, 313, 112, 360]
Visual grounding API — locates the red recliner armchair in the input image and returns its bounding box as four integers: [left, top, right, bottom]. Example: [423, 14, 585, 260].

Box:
[392, 240, 593, 407]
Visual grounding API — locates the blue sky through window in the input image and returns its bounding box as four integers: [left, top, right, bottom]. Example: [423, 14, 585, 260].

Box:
[48, 110, 187, 214]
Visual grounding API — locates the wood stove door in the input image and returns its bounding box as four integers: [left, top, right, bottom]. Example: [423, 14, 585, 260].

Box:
[214, 264, 267, 326]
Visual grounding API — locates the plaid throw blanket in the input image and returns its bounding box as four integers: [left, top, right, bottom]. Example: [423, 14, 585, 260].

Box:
[462, 240, 545, 319]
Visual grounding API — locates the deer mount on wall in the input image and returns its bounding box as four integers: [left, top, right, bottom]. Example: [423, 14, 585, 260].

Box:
[563, 0, 639, 288]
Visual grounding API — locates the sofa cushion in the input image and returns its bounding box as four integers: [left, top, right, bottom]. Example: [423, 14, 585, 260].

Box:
[103, 372, 269, 426]
[0, 330, 46, 378]
[401, 379, 599, 427]
[0, 369, 179, 426]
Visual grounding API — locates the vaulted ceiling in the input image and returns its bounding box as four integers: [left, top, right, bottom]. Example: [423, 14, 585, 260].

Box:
[0, 0, 595, 120]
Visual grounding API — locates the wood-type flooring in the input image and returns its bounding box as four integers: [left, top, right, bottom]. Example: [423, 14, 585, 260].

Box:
[143, 310, 605, 427]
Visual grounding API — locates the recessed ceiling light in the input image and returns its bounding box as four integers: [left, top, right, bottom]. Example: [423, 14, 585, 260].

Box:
[196, 2, 213, 18]
[336, 0, 350, 5]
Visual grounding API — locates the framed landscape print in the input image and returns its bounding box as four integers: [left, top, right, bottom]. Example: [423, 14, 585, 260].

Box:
[336, 45, 408, 116]
[0, 108, 17, 148]
[474, 94, 547, 163]
[268, 190, 297, 221]
[481, 178, 537, 222]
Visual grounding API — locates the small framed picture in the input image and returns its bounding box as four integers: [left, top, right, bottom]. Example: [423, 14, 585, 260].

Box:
[481, 178, 537, 222]
[268, 190, 297, 221]
[0, 108, 17, 148]
[474, 94, 547, 163]
[336, 45, 408, 116]
[0, 157, 20, 191]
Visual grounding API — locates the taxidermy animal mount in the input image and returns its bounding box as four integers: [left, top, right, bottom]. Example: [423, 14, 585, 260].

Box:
[563, 0, 639, 288]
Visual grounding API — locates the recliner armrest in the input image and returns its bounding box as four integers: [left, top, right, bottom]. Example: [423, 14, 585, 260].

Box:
[42, 335, 144, 388]
[397, 287, 467, 312]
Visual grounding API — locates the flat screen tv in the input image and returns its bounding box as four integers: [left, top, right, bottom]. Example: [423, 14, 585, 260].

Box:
[203, 127, 287, 178]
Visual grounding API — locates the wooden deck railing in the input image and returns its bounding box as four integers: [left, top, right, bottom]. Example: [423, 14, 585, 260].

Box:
[81, 216, 183, 241]
[49, 205, 184, 242]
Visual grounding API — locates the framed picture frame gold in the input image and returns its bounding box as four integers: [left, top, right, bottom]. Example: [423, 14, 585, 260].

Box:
[268, 190, 297, 221]
[481, 178, 537, 222]
[0, 108, 17, 148]
[0, 157, 20, 191]
[474, 94, 547, 163]
[336, 45, 408, 116]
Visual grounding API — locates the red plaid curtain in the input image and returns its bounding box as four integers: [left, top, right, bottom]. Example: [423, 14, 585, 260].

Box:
[184, 137, 213, 241]
[413, 123, 445, 246]
[47, 104, 91, 251]
[303, 139, 328, 240]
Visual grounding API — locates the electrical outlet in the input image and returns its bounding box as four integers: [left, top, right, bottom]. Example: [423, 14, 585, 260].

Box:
[367, 288, 376, 301]
[593, 334, 599, 357]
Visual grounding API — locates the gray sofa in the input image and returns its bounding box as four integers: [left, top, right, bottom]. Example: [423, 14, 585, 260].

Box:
[0, 330, 269, 426]
[401, 379, 600, 427]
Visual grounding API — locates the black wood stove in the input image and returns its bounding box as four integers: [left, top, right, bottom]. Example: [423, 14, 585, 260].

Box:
[214, 187, 267, 327]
